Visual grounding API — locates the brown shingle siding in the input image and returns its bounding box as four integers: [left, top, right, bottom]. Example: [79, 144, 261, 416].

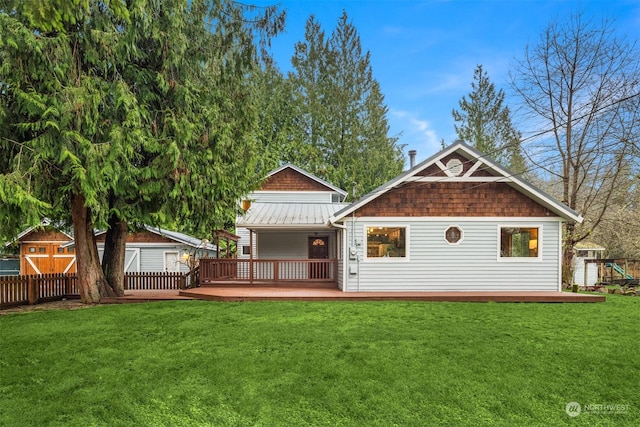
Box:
[416, 163, 446, 177]
[261, 168, 333, 192]
[354, 181, 555, 217]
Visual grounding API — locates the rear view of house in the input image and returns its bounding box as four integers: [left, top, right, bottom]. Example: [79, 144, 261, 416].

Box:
[204, 141, 583, 292]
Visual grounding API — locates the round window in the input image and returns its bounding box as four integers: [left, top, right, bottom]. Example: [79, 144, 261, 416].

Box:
[445, 226, 462, 244]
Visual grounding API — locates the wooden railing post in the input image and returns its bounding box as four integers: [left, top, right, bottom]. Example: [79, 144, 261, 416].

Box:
[28, 276, 38, 305]
[274, 261, 279, 284]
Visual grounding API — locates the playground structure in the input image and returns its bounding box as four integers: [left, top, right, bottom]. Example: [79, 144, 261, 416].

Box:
[584, 259, 640, 286]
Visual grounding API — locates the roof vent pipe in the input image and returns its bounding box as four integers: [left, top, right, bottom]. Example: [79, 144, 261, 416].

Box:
[408, 150, 417, 169]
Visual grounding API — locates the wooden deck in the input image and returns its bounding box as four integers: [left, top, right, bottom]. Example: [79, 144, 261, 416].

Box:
[100, 289, 194, 304]
[179, 286, 605, 303]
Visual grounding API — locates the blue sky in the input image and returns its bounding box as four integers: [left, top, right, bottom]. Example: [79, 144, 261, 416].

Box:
[254, 0, 639, 165]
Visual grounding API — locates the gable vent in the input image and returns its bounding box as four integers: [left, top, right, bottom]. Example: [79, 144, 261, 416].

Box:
[446, 159, 464, 176]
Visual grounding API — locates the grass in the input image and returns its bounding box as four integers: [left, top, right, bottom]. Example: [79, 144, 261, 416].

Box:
[1, 296, 639, 426]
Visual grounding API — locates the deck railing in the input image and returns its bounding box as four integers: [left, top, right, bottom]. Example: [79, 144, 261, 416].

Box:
[199, 258, 337, 284]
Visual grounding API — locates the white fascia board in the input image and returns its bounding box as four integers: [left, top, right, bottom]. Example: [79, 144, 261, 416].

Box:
[241, 224, 335, 231]
[333, 216, 566, 222]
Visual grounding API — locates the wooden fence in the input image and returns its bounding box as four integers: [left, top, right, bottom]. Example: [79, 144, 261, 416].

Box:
[1, 271, 194, 309]
[584, 259, 640, 285]
[124, 272, 185, 291]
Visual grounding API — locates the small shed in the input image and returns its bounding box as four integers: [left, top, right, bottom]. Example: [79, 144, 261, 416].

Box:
[573, 242, 606, 286]
[94, 226, 217, 273]
[13, 226, 77, 275]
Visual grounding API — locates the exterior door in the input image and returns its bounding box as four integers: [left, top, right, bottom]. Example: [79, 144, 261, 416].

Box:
[22, 243, 76, 275]
[164, 251, 180, 272]
[308, 236, 329, 279]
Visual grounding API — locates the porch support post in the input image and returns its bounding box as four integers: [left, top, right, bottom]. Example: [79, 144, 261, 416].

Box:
[334, 230, 339, 283]
[249, 229, 254, 284]
[215, 234, 220, 258]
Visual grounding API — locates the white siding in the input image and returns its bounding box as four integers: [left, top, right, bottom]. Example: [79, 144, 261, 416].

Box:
[251, 191, 334, 203]
[97, 247, 140, 273]
[343, 218, 563, 292]
[237, 230, 338, 260]
[573, 257, 599, 286]
[236, 227, 256, 260]
[258, 232, 308, 259]
[139, 246, 189, 273]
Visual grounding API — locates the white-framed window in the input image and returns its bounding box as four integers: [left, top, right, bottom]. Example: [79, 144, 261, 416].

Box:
[444, 226, 463, 245]
[365, 225, 408, 260]
[498, 225, 542, 261]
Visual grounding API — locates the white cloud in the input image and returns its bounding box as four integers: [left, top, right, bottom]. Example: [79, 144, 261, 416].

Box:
[390, 110, 442, 156]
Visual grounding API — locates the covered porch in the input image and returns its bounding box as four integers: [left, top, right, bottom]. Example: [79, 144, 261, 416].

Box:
[199, 257, 338, 287]
[215, 199, 346, 288]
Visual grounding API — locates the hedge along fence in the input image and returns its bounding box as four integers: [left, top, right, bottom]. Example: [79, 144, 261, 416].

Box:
[0, 271, 193, 309]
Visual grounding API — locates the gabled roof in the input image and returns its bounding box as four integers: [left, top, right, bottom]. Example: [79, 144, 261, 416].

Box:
[238, 202, 349, 230]
[574, 241, 606, 251]
[6, 220, 73, 246]
[61, 225, 216, 250]
[264, 163, 348, 197]
[140, 226, 217, 250]
[92, 226, 217, 250]
[331, 141, 583, 223]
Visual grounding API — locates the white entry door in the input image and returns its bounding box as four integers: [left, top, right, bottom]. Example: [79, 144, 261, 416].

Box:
[164, 251, 180, 272]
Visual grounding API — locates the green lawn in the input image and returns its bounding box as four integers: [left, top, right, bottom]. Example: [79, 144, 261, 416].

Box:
[1, 296, 638, 426]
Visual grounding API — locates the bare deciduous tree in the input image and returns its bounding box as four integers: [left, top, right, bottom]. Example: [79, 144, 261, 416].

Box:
[510, 11, 640, 283]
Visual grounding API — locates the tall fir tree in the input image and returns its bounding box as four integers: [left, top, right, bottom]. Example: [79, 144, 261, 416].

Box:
[289, 12, 404, 198]
[452, 65, 526, 175]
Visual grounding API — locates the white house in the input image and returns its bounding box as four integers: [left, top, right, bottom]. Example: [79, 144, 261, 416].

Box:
[201, 141, 583, 292]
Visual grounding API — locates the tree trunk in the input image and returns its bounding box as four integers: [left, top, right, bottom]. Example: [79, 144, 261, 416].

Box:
[102, 212, 127, 297]
[562, 222, 577, 287]
[71, 192, 113, 303]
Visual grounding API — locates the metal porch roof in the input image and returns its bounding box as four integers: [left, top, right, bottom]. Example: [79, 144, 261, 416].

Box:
[237, 202, 349, 229]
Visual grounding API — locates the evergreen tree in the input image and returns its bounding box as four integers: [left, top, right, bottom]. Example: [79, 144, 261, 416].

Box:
[251, 62, 316, 175]
[288, 15, 328, 173]
[289, 12, 404, 198]
[452, 65, 525, 175]
[0, 0, 283, 302]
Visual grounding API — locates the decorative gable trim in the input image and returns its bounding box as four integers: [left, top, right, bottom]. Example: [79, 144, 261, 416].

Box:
[330, 141, 583, 223]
